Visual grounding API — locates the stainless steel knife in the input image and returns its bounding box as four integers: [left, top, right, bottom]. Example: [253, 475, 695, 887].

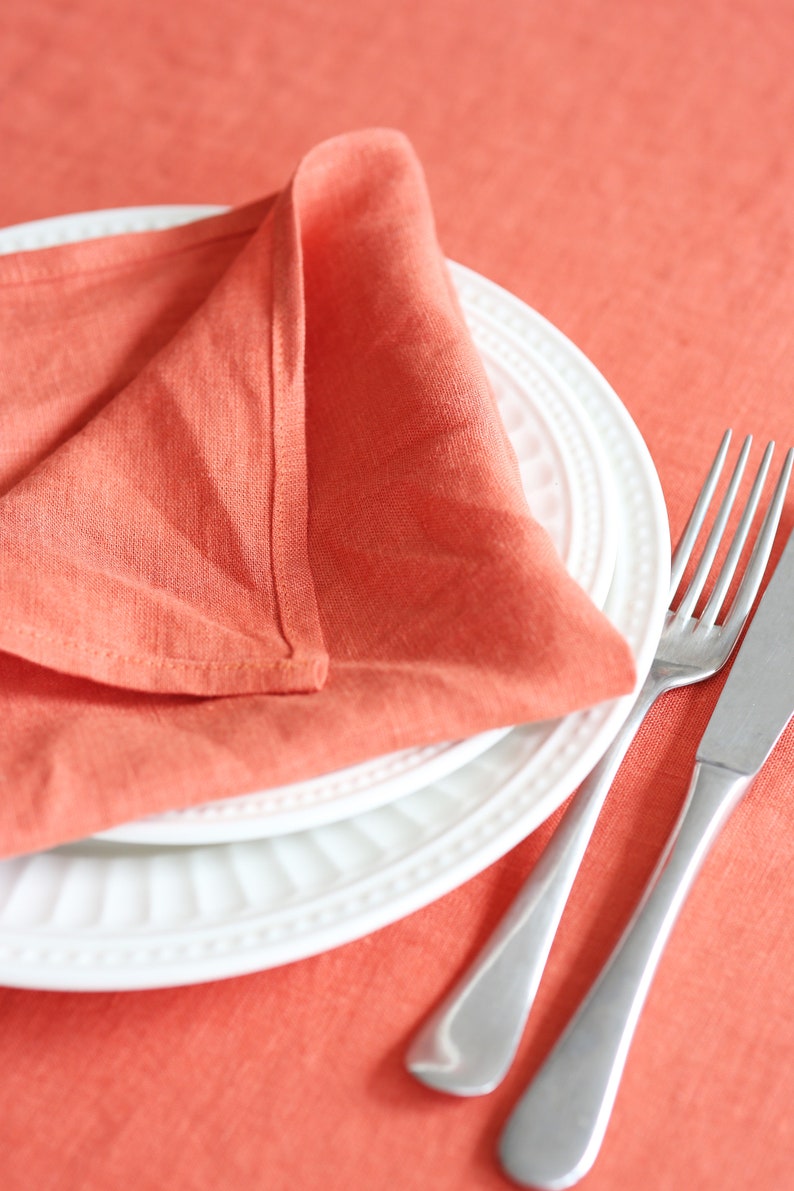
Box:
[500, 528, 794, 1191]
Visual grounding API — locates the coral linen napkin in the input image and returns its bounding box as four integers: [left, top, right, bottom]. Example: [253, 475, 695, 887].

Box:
[0, 129, 635, 857]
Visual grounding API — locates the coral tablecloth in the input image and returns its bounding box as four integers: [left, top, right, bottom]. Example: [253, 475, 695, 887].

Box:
[1, 2, 792, 1189]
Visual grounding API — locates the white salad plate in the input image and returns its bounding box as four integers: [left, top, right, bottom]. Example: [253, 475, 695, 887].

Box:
[0, 208, 669, 990]
[0, 206, 618, 846]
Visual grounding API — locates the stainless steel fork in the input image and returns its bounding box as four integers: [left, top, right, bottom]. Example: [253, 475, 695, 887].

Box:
[406, 431, 793, 1096]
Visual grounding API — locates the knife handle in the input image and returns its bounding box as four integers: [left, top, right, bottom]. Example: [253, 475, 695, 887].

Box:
[499, 761, 752, 1191]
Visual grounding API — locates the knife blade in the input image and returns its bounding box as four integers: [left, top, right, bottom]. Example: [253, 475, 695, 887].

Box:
[697, 527, 794, 775]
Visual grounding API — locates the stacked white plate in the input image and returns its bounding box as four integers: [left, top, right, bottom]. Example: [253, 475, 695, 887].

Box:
[0, 208, 670, 990]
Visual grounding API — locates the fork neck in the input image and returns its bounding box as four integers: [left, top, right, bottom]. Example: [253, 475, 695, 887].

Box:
[616, 669, 668, 745]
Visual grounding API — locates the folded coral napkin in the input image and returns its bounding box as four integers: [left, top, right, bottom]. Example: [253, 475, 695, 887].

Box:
[0, 129, 635, 857]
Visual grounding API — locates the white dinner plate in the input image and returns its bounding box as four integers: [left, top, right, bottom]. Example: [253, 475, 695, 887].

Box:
[0, 206, 618, 845]
[0, 211, 669, 990]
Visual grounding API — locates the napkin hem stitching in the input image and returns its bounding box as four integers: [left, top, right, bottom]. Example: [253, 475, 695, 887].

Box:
[262, 176, 328, 678]
[0, 619, 315, 671]
[0, 225, 262, 290]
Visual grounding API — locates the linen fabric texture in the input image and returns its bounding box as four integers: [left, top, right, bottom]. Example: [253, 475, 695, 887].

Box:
[0, 130, 635, 857]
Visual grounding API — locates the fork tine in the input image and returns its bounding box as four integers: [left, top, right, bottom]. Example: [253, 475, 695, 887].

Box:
[669, 429, 732, 599]
[721, 446, 794, 634]
[675, 434, 752, 620]
[699, 441, 775, 628]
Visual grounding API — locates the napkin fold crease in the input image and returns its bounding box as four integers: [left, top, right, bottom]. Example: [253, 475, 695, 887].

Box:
[0, 129, 636, 856]
[0, 173, 327, 696]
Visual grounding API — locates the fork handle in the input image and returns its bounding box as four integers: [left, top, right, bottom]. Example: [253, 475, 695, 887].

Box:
[405, 678, 661, 1096]
[499, 761, 752, 1190]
